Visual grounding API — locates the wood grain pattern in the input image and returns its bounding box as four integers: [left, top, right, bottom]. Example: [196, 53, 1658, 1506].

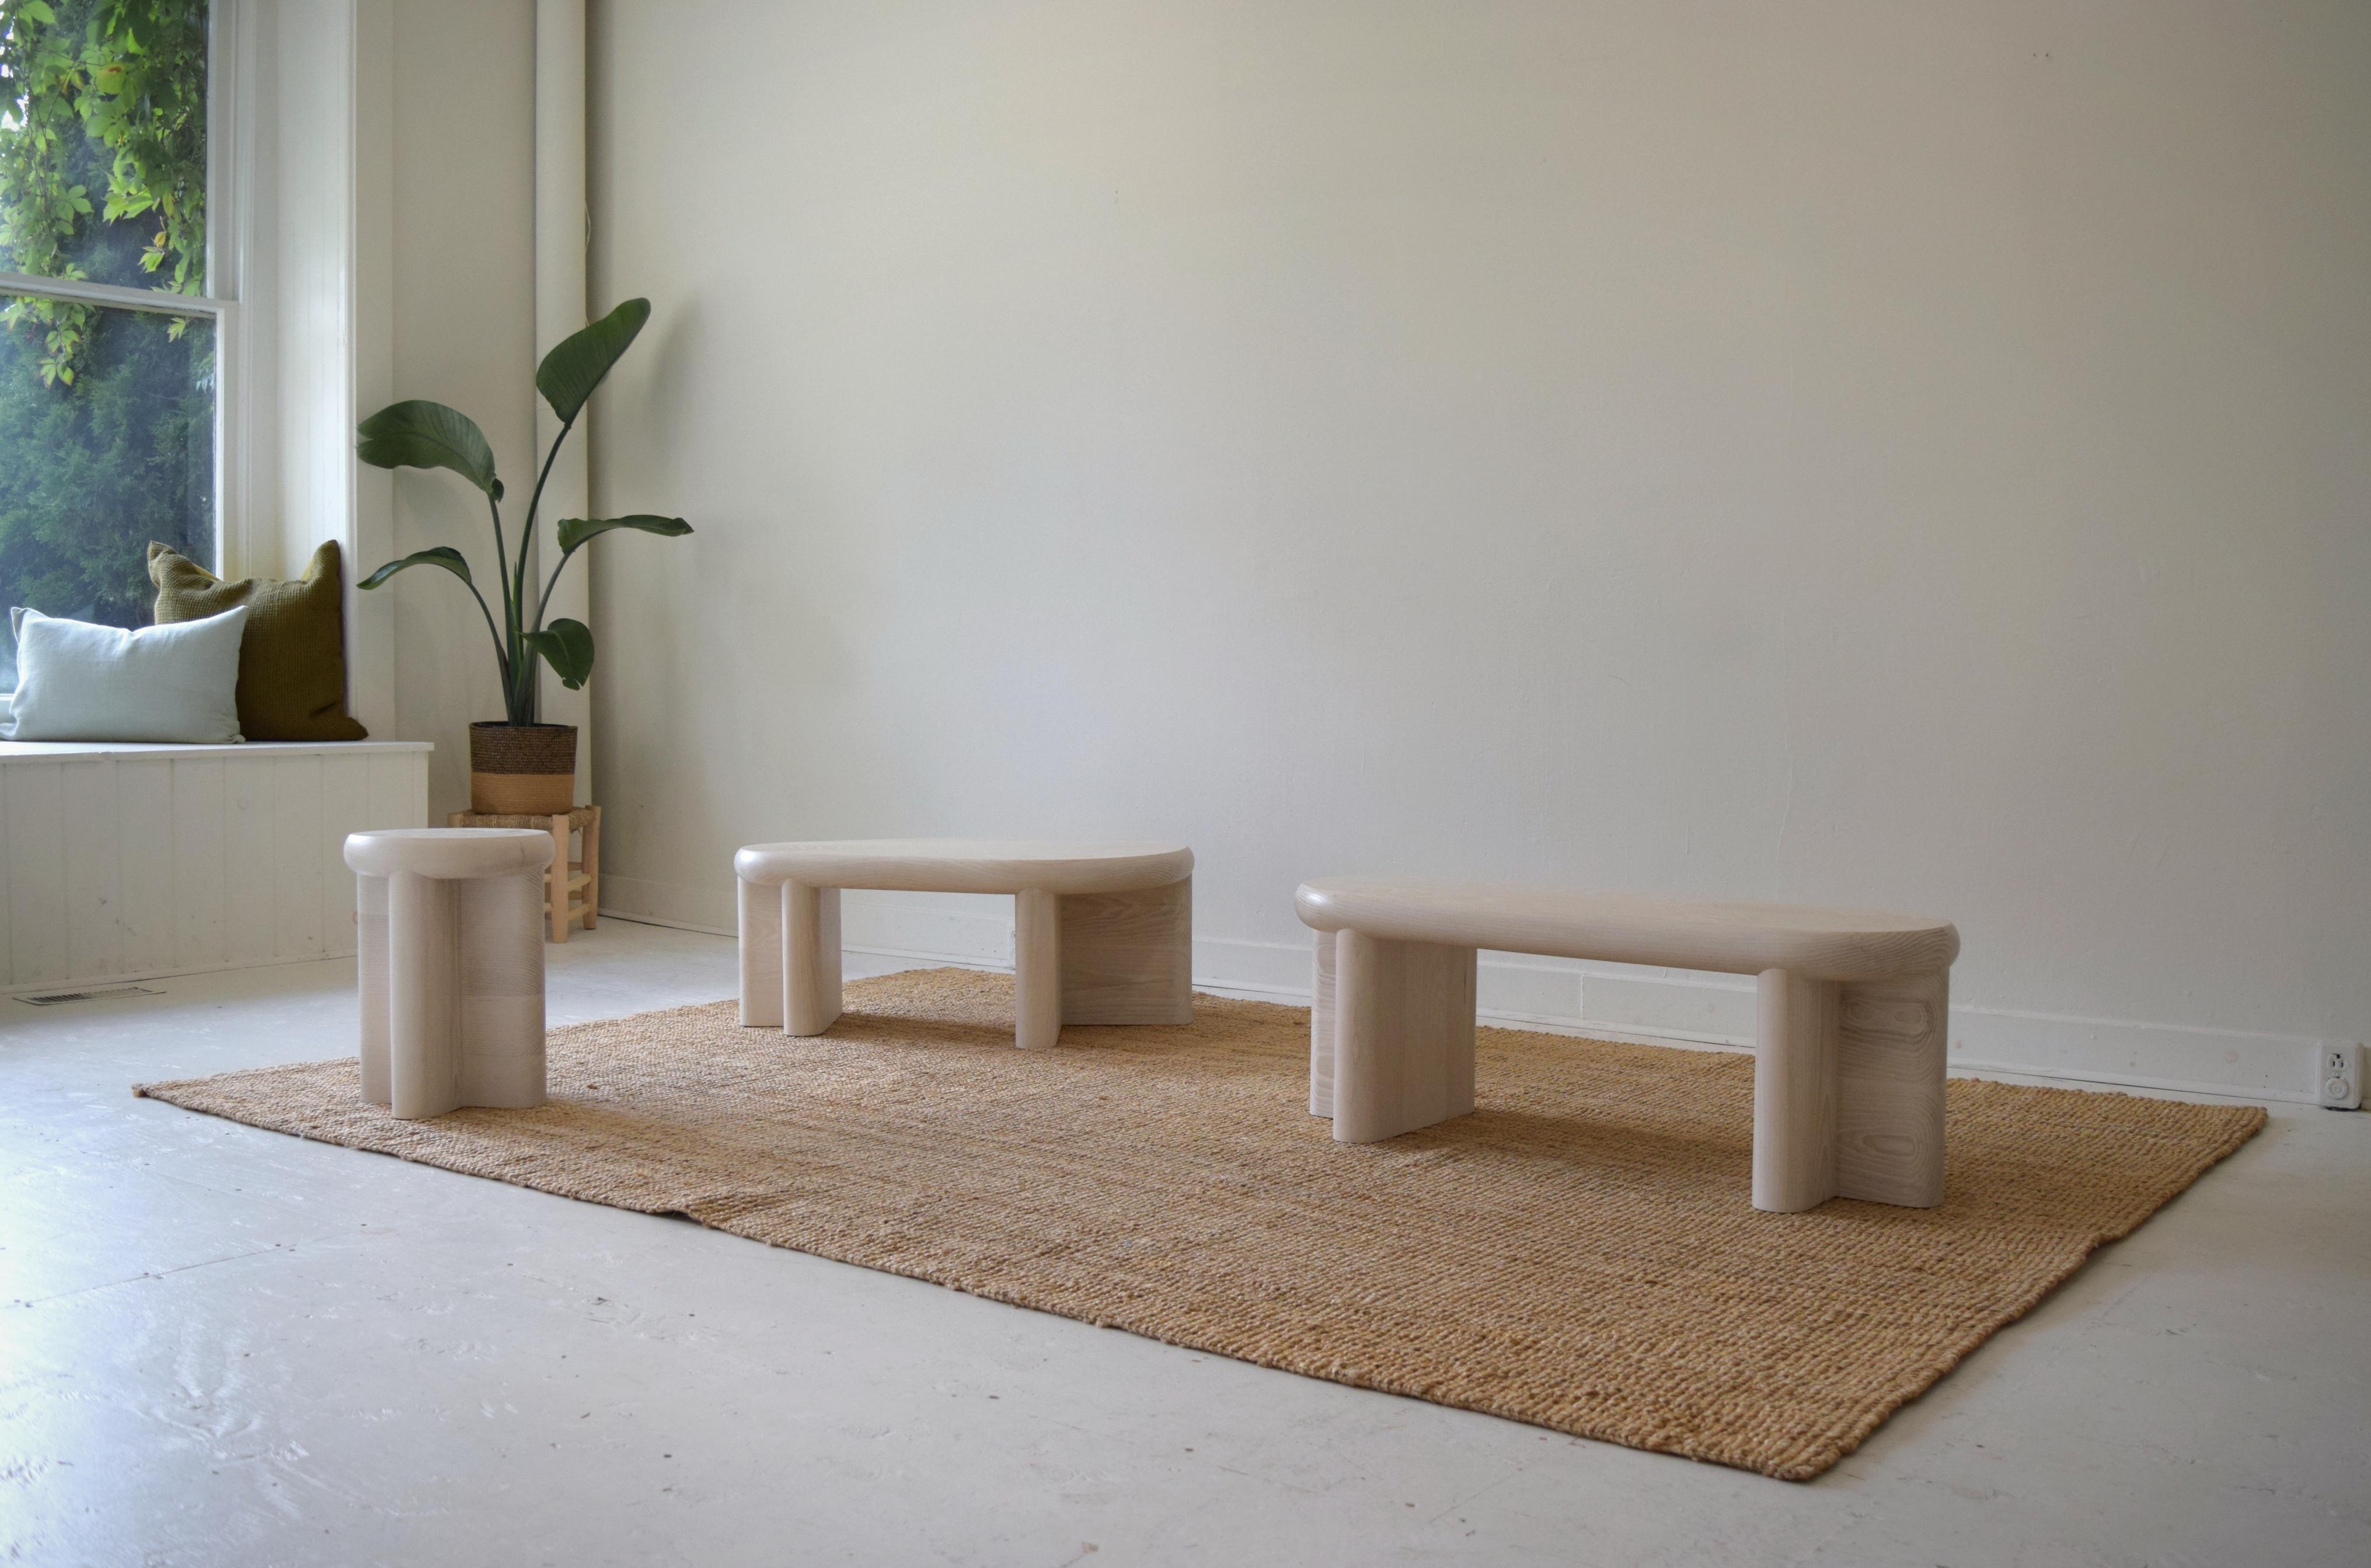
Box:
[355, 871, 390, 1103]
[734, 840, 1194, 898]
[1299, 876, 1956, 1210]
[1332, 932, 1478, 1144]
[547, 818, 569, 942]
[735, 840, 1195, 1049]
[385, 870, 463, 1117]
[346, 832, 551, 1120]
[445, 806, 601, 943]
[783, 881, 843, 1036]
[1309, 929, 1336, 1116]
[456, 869, 549, 1108]
[737, 873, 784, 1028]
[1058, 876, 1193, 1026]
[1753, 968, 1841, 1213]
[1013, 887, 1063, 1049]
[1836, 969, 1950, 1206]
[580, 807, 599, 931]
[1296, 878, 1956, 983]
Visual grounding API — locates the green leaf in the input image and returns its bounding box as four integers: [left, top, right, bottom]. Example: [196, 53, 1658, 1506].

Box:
[23, 1, 56, 24]
[524, 618, 595, 690]
[536, 298, 650, 425]
[357, 400, 504, 501]
[358, 546, 474, 591]
[554, 513, 692, 554]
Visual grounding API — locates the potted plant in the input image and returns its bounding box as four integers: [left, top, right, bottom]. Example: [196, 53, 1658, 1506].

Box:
[355, 298, 689, 813]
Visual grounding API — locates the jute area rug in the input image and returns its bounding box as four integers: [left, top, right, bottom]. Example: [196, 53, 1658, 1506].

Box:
[136, 969, 2262, 1480]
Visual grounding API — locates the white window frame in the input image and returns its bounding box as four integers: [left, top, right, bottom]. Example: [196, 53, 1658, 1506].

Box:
[0, 0, 240, 579]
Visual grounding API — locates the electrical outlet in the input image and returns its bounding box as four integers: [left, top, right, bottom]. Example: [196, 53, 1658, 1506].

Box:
[2317, 1043, 2363, 1110]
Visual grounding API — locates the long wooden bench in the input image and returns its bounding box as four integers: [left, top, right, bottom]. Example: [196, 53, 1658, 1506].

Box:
[735, 839, 1194, 1049]
[1296, 878, 1959, 1212]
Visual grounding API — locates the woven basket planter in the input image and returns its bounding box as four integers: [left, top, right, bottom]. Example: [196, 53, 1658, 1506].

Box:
[469, 722, 577, 814]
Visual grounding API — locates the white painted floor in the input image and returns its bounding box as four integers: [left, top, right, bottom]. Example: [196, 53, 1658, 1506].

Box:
[2, 920, 2364, 1567]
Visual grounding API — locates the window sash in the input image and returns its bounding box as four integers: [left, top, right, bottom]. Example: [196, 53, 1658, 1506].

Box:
[0, 3, 232, 685]
[0, 270, 229, 320]
[0, 0, 235, 600]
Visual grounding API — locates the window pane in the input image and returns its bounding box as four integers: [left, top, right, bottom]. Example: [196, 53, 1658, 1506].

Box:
[0, 297, 213, 686]
[0, 0, 210, 295]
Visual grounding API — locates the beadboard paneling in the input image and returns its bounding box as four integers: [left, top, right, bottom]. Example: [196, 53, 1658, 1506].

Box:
[0, 742, 430, 992]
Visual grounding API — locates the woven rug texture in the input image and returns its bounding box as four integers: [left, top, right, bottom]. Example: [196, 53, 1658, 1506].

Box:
[135, 968, 2264, 1480]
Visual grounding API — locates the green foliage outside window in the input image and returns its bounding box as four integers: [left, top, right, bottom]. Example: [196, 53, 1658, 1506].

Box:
[0, 0, 211, 677]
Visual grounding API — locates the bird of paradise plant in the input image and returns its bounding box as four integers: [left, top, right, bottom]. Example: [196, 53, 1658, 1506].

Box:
[354, 296, 690, 725]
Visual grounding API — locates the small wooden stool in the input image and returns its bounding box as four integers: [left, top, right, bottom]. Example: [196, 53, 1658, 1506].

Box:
[447, 805, 601, 942]
[344, 828, 552, 1119]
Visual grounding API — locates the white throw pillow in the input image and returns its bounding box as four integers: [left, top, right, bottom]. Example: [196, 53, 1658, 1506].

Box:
[4, 605, 249, 743]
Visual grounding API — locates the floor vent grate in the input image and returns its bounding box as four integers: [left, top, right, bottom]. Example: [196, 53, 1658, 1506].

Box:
[15, 986, 162, 1007]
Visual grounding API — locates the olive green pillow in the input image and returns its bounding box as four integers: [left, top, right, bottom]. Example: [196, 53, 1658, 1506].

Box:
[148, 540, 368, 741]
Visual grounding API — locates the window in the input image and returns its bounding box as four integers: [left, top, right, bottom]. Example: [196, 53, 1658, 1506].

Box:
[0, 0, 215, 687]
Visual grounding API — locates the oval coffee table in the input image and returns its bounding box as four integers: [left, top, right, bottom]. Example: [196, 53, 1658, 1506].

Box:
[733, 840, 1194, 1049]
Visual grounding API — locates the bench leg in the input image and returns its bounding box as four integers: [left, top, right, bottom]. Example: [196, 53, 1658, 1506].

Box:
[1310, 929, 1336, 1116]
[1058, 876, 1193, 1026]
[1332, 931, 1477, 1143]
[784, 881, 843, 1036]
[1835, 969, 1948, 1207]
[1753, 966, 1950, 1211]
[738, 876, 783, 1028]
[1014, 888, 1062, 1048]
[1753, 969, 1841, 1211]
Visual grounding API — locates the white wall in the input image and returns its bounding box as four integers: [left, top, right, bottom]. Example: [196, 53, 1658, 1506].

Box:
[384, 0, 538, 811]
[381, 0, 539, 819]
[213, 0, 535, 801]
[222, 0, 393, 736]
[583, 1, 2370, 1100]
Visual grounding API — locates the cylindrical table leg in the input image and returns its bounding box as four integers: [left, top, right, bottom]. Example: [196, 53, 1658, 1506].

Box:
[1310, 929, 1337, 1116]
[458, 867, 547, 1109]
[356, 872, 391, 1106]
[1754, 968, 1842, 1212]
[388, 870, 463, 1119]
[738, 876, 784, 1028]
[1013, 888, 1062, 1049]
[784, 880, 843, 1036]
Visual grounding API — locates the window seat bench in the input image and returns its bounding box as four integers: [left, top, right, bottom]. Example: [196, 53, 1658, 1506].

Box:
[0, 739, 431, 994]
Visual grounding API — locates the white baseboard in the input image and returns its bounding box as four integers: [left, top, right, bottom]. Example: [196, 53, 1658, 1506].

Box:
[598, 876, 2337, 1105]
